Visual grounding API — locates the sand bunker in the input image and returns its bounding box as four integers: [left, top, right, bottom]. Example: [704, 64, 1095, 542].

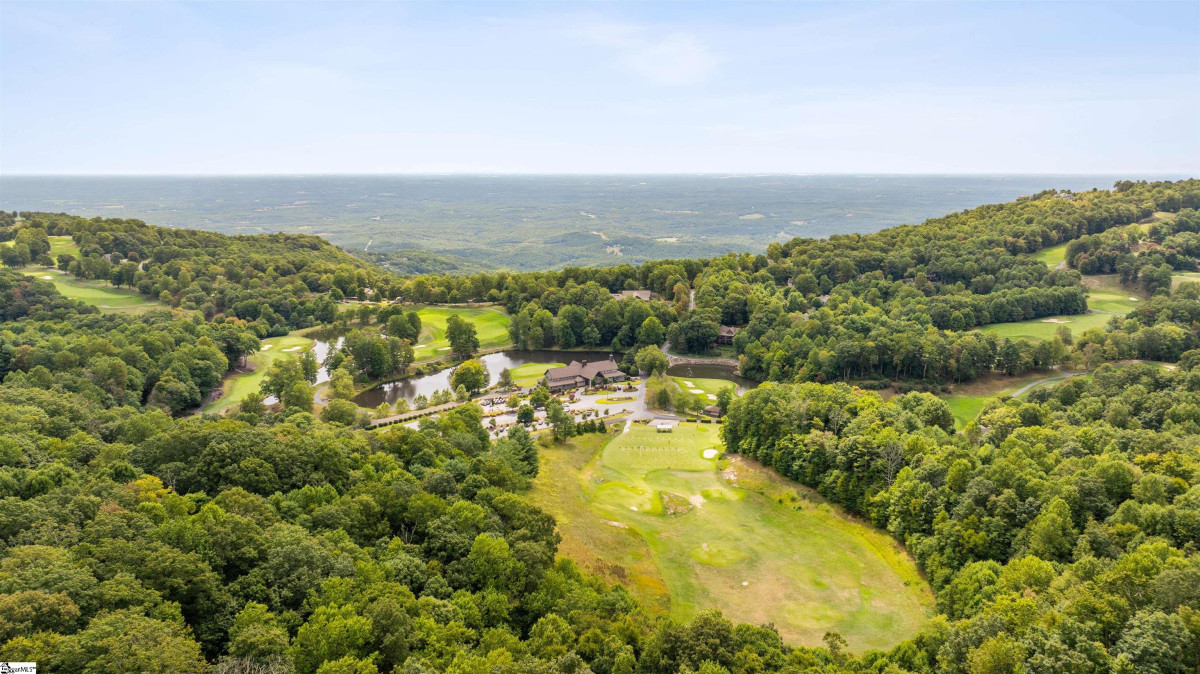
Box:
[1041, 318, 1070, 323]
[688, 494, 706, 508]
[707, 394, 718, 400]
[283, 346, 302, 352]
[1129, 297, 1139, 301]
[702, 448, 719, 459]
[683, 380, 694, 387]
[603, 519, 629, 529]
[689, 388, 704, 394]
[41, 275, 52, 279]
[260, 344, 273, 350]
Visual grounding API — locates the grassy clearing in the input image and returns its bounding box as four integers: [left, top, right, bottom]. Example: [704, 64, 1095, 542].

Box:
[1172, 271, 1200, 289]
[942, 372, 1058, 428]
[411, 306, 511, 360]
[48, 236, 82, 259]
[23, 268, 159, 314]
[204, 333, 315, 414]
[1034, 242, 1069, 268]
[509, 362, 564, 388]
[979, 311, 1112, 342]
[1087, 289, 1141, 314]
[671, 376, 734, 403]
[529, 423, 933, 650]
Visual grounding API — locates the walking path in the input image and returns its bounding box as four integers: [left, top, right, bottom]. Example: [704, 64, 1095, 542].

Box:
[1011, 370, 1085, 397]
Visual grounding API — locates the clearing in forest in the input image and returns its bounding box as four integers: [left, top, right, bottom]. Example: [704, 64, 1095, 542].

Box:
[204, 333, 315, 414]
[410, 306, 511, 360]
[23, 267, 159, 314]
[528, 423, 933, 650]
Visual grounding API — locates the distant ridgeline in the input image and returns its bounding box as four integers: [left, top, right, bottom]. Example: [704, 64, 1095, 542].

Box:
[4, 179, 1200, 388]
[0, 180, 1198, 672]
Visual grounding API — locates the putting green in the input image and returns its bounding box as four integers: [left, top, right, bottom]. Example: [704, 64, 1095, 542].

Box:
[671, 376, 735, 401]
[508, 362, 564, 387]
[529, 424, 933, 650]
[410, 306, 511, 360]
[204, 333, 315, 414]
[1086, 289, 1141, 314]
[979, 311, 1113, 342]
[23, 268, 160, 314]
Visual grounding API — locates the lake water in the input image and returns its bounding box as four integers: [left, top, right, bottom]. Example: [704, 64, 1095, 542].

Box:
[352, 349, 615, 407]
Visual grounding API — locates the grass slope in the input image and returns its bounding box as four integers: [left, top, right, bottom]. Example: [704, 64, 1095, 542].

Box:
[978, 312, 1112, 342]
[1034, 242, 1069, 268]
[509, 362, 564, 388]
[23, 268, 159, 314]
[205, 333, 315, 414]
[530, 424, 933, 649]
[48, 236, 82, 259]
[671, 376, 735, 402]
[411, 306, 511, 361]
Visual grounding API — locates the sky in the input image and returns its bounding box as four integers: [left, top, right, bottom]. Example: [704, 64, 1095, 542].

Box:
[1, 1, 1197, 175]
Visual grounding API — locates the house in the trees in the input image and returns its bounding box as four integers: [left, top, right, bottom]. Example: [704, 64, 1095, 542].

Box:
[543, 359, 627, 391]
[716, 325, 740, 345]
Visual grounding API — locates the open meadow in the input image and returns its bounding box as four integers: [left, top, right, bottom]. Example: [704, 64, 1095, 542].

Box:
[410, 306, 511, 360]
[528, 423, 933, 650]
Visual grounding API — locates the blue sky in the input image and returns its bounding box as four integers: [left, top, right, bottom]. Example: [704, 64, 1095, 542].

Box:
[1, 1, 1197, 174]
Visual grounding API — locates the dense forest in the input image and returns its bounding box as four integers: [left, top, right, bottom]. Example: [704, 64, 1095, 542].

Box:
[0, 180, 1198, 672]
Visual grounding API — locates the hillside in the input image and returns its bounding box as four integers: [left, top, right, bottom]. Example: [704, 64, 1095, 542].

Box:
[0, 180, 1198, 673]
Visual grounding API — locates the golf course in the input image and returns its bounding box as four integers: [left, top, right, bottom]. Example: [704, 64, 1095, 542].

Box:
[410, 306, 511, 360]
[204, 333, 315, 414]
[24, 267, 160, 314]
[528, 423, 933, 650]
[510, 361, 564, 387]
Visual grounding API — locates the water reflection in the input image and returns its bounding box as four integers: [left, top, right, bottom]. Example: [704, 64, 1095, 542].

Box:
[353, 350, 615, 408]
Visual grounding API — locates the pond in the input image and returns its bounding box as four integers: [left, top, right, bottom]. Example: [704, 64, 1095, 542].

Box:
[665, 362, 759, 394]
[353, 349, 616, 408]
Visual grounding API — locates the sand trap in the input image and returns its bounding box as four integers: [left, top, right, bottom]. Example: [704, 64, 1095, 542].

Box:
[40, 275, 52, 279]
[603, 519, 629, 529]
[742, 581, 749, 586]
[260, 344, 273, 350]
[438, 347, 451, 351]
[1128, 297, 1139, 301]
[702, 448, 719, 459]
[707, 394, 718, 400]
[282, 346, 302, 352]
[689, 388, 704, 394]
[1041, 318, 1070, 324]
[629, 506, 638, 511]
[683, 380, 694, 387]
[689, 494, 706, 508]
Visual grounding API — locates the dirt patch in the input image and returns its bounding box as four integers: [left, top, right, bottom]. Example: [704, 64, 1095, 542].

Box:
[603, 519, 629, 529]
[662, 492, 694, 517]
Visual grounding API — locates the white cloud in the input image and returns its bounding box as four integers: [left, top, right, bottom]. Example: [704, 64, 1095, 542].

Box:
[576, 20, 718, 86]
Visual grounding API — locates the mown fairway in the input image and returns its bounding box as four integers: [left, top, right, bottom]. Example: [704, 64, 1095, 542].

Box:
[23, 267, 159, 314]
[1034, 242, 1069, 268]
[978, 311, 1113, 342]
[529, 423, 933, 649]
[510, 361, 564, 387]
[204, 333, 315, 414]
[671, 376, 735, 402]
[411, 306, 511, 360]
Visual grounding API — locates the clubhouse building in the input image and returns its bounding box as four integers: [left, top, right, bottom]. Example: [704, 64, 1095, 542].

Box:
[543, 358, 627, 391]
